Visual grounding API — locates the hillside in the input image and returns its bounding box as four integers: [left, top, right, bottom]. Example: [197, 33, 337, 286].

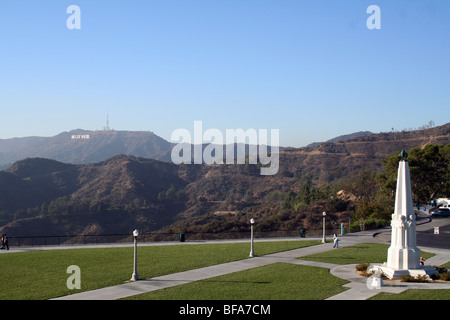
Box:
[0, 129, 172, 169]
[282, 123, 450, 183]
[0, 155, 203, 236]
[0, 123, 449, 237]
[306, 131, 373, 147]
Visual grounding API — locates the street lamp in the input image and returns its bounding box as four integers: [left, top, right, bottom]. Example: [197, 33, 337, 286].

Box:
[249, 218, 255, 257]
[322, 212, 327, 243]
[130, 229, 139, 281]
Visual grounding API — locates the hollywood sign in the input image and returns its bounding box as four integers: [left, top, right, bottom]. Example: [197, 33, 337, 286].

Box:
[71, 135, 90, 140]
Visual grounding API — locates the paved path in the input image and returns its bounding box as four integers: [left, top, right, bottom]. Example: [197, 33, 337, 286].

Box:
[51, 230, 450, 300]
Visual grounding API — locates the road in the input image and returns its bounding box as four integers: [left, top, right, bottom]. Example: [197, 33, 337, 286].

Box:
[374, 216, 450, 249]
[417, 217, 450, 249]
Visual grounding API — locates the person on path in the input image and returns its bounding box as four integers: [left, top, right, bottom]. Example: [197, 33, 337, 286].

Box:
[1, 233, 9, 250]
[333, 234, 339, 248]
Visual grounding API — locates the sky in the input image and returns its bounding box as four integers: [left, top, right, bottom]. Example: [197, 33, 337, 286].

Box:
[0, 0, 449, 147]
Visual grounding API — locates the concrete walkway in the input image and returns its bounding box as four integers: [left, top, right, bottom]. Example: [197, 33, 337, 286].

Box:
[51, 230, 450, 300]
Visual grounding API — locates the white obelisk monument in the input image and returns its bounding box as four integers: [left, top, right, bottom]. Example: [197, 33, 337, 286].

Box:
[373, 150, 435, 279]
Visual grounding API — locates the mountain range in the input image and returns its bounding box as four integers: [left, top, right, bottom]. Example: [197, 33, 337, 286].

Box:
[0, 123, 449, 237]
[0, 129, 172, 170]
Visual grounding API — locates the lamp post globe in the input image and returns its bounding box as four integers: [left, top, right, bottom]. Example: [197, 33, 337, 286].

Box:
[249, 218, 255, 257]
[322, 212, 327, 244]
[131, 229, 139, 281]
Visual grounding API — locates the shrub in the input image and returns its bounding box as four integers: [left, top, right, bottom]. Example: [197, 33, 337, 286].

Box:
[432, 266, 448, 274]
[400, 274, 414, 282]
[355, 263, 370, 272]
[415, 275, 430, 282]
[355, 263, 380, 278]
[439, 273, 450, 281]
[401, 273, 430, 283]
[429, 266, 449, 281]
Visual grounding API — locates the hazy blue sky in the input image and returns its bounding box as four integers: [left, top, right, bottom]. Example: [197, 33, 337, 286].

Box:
[0, 0, 449, 147]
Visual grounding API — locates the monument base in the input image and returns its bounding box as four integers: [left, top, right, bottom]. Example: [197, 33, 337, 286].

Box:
[387, 247, 421, 271]
[369, 264, 437, 280]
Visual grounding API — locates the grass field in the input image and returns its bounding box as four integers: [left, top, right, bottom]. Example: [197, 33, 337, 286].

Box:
[125, 262, 348, 300]
[1, 241, 447, 300]
[123, 243, 443, 300]
[0, 240, 320, 300]
[370, 289, 450, 300]
[299, 243, 436, 265]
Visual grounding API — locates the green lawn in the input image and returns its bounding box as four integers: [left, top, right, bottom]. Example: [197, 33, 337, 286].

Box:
[123, 243, 444, 300]
[1, 241, 447, 300]
[0, 240, 320, 300]
[370, 289, 450, 300]
[125, 262, 348, 300]
[299, 243, 435, 265]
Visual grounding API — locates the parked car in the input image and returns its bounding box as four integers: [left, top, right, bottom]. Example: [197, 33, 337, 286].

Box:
[431, 210, 450, 218]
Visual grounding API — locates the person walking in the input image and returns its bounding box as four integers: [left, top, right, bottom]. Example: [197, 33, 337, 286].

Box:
[1, 233, 9, 250]
[333, 234, 339, 248]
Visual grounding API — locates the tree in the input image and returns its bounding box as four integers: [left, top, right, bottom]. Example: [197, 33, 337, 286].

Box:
[376, 153, 399, 197]
[282, 191, 296, 210]
[340, 167, 393, 228]
[408, 144, 449, 203]
[89, 200, 100, 213]
[341, 168, 378, 201]
[377, 144, 450, 204]
[353, 198, 372, 230]
[40, 203, 48, 217]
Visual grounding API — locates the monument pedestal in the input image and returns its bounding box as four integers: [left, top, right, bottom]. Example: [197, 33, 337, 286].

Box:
[387, 246, 421, 270]
[370, 264, 436, 280]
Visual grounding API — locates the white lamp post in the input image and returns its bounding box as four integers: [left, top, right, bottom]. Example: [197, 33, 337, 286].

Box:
[322, 212, 327, 243]
[130, 229, 139, 281]
[249, 218, 255, 257]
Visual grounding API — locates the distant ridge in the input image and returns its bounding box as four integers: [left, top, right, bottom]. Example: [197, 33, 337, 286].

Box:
[279, 122, 450, 183]
[1, 124, 449, 171]
[0, 129, 173, 169]
[306, 131, 373, 147]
